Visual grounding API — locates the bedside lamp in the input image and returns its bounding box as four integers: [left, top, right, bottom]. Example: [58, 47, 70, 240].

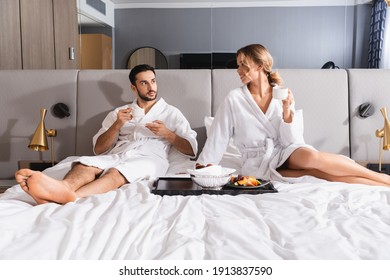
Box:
[375, 107, 390, 172]
[28, 108, 57, 166]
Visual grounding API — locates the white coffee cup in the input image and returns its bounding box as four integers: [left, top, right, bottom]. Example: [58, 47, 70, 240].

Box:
[131, 106, 145, 118]
[272, 86, 288, 100]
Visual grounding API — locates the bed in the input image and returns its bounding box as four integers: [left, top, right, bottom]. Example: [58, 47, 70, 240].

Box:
[0, 69, 390, 260]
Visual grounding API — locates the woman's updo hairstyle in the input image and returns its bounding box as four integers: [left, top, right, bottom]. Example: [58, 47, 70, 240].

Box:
[236, 44, 283, 86]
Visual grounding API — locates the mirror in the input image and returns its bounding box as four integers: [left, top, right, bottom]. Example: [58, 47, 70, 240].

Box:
[116, 6, 213, 69]
[127, 47, 168, 69]
[77, 0, 114, 69]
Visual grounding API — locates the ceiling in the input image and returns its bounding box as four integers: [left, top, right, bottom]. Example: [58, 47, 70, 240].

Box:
[78, 13, 108, 26]
[79, 0, 372, 25]
[110, 0, 372, 8]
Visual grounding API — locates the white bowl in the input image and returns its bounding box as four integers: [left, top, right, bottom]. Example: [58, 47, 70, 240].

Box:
[187, 167, 236, 190]
[188, 165, 223, 176]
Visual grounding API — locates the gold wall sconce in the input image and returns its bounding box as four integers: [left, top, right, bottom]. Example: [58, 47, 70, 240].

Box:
[28, 108, 57, 166]
[375, 107, 390, 172]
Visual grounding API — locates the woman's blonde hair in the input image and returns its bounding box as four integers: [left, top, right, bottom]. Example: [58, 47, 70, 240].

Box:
[236, 44, 283, 86]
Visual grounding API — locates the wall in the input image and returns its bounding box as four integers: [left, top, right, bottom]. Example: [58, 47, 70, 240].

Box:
[115, 8, 212, 68]
[114, 4, 372, 69]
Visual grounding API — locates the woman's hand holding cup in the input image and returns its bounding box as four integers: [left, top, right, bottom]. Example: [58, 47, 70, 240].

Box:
[272, 86, 289, 100]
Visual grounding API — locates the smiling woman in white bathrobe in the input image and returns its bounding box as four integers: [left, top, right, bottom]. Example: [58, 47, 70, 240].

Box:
[198, 44, 390, 187]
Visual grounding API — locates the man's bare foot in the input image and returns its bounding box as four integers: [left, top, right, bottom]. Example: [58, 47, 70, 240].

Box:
[15, 169, 34, 192]
[15, 169, 44, 203]
[15, 169, 77, 205]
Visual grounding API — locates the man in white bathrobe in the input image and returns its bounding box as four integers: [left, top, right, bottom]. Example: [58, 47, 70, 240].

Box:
[15, 64, 198, 204]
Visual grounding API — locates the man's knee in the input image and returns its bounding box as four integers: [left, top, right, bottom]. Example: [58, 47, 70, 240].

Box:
[72, 162, 103, 176]
[105, 168, 128, 185]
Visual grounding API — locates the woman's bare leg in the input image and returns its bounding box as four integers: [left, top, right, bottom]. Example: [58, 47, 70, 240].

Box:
[278, 168, 388, 186]
[285, 147, 390, 186]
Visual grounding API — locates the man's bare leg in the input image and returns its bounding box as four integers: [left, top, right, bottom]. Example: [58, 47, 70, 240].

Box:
[63, 163, 104, 192]
[15, 163, 104, 205]
[75, 168, 128, 198]
[21, 170, 78, 204]
[15, 169, 50, 204]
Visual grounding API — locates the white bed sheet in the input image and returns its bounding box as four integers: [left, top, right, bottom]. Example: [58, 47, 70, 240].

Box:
[1, 157, 390, 260]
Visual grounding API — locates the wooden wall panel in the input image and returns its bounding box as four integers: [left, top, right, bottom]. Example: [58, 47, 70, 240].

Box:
[53, 0, 80, 69]
[0, 0, 22, 69]
[20, 0, 55, 69]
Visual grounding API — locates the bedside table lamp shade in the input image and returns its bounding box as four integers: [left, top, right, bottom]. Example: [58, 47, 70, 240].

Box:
[28, 108, 57, 166]
[375, 107, 390, 172]
[28, 108, 49, 151]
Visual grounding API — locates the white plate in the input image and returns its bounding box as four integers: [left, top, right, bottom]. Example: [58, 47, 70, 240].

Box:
[226, 180, 271, 189]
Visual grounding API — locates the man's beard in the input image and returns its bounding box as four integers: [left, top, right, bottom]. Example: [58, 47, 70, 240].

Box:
[138, 90, 157, 101]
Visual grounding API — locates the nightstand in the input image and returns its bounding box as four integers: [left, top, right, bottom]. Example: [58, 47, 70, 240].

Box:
[358, 161, 390, 174]
[366, 163, 390, 174]
[18, 160, 56, 171]
[0, 180, 17, 194]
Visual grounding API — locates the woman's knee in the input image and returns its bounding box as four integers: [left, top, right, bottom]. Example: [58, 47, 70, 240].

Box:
[289, 148, 320, 169]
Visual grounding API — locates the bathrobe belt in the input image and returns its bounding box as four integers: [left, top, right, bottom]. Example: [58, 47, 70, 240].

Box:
[242, 138, 274, 176]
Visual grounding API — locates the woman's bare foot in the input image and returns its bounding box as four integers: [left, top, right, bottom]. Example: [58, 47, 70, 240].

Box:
[378, 172, 390, 186]
[15, 169, 77, 205]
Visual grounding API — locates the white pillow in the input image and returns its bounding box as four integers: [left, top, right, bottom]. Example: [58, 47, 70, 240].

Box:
[204, 116, 240, 157]
[166, 147, 193, 175]
[204, 116, 242, 171]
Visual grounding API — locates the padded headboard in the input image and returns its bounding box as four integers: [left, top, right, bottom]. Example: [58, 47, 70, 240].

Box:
[348, 69, 390, 162]
[212, 69, 350, 156]
[0, 70, 78, 179]
[76, 69, 211, 156]
[0, 68, 360, 180]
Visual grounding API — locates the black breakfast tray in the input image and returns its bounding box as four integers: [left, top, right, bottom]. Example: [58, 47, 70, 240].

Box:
[152, 177, 277, 196]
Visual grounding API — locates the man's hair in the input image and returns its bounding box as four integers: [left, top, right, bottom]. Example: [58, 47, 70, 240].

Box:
[129, 64, 156, 85]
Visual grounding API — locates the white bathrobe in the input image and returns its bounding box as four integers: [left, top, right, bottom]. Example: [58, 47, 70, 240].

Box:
[198, 85, 313, 181]
[77, 98, 198, 182]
